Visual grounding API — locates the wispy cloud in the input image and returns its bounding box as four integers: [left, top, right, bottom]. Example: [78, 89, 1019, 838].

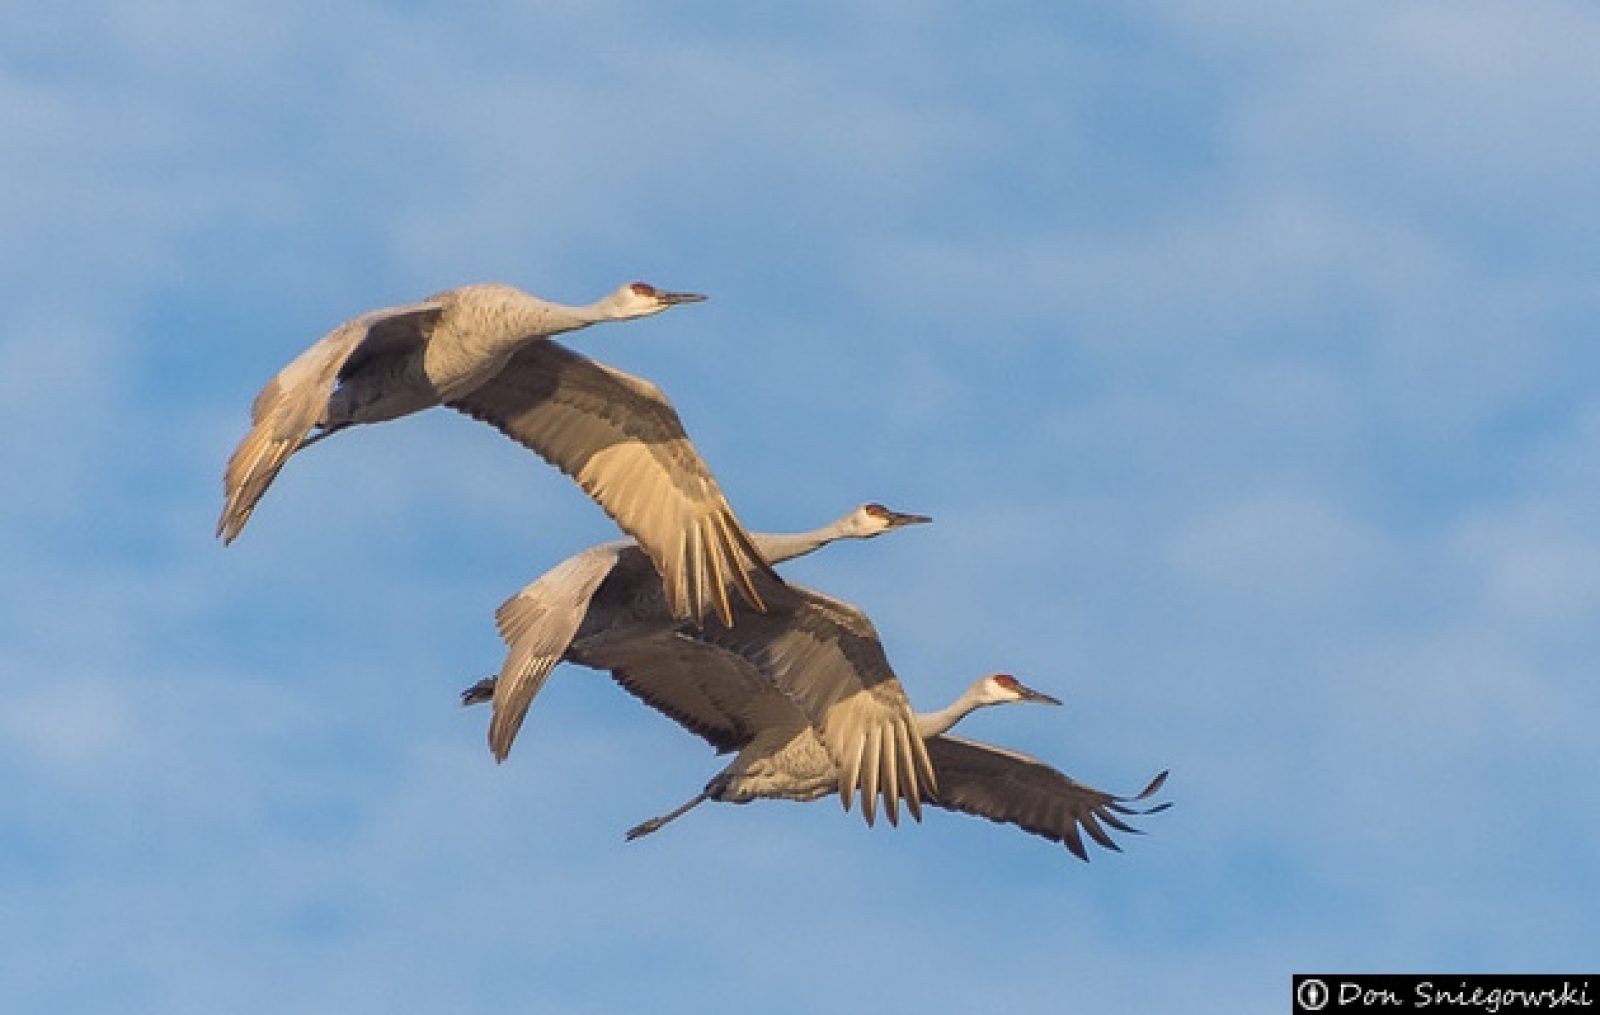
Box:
[4, 2, 1599, 1012]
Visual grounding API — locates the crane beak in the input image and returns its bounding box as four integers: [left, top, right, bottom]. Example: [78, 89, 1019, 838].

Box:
[1015, 681, 1062, 706]
[658, 290, 708, 306]
[884, 510, 933, 528]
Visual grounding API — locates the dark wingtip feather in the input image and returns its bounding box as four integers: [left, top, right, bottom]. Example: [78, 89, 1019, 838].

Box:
[1098, 809, 1138, 835]
[1062, 823, 1089, 862]
[1135, 770, 1170, 800]
[1080, 813, 1121, 853]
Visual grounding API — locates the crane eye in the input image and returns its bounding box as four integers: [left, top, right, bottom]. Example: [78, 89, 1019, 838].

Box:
[629, 282, 658, 297]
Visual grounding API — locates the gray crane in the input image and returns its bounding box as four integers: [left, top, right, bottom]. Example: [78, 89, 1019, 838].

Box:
[474, 502, 931, 764]
[468, 655, 1168, 858]
[460, 502, 936, 825]
[217, 281, 772, 626]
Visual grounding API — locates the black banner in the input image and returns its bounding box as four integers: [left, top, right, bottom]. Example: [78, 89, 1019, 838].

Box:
[1293, 975, 1596, 1014]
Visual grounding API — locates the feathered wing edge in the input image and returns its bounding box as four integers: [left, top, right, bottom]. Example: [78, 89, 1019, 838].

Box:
[480, 549, 619, 761]
[688, 585, 937, 829]
[216, 302, 441, 543]
[447, 340, 778, 628]
[926, 734, 1171, 861]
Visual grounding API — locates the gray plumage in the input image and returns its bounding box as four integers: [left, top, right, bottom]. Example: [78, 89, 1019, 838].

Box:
[465, 503, 938, 826]
[662, 583, 939, 827]
[477, 503, 931, 765]
[468, 663, 1168, 857]
[921, 733, 1169, 861]
[217, 281, 772, 626]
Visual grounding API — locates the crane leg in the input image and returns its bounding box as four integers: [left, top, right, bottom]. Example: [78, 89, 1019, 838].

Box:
[460, 676, 496, 707]
[295, 423, 348, 452]
[624, 792, 709, 841]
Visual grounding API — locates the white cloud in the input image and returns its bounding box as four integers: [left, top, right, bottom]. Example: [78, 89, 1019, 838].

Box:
[1166, 489, 1386, 616]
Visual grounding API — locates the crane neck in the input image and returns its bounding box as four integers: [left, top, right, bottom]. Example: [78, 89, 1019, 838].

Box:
[445, 285, 611, 346]
[559, 289, 669, 329]
[505, 291, 635, 339]
[751, 515, 860, 565]
[914, 686, 990, 739]
[533, 299, 608, 335]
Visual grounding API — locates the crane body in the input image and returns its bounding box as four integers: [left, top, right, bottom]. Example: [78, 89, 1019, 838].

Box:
[218, 282, 778, 625]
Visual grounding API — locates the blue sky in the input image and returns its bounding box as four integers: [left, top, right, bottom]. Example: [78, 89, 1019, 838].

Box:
[3, 2, 1598, 1011]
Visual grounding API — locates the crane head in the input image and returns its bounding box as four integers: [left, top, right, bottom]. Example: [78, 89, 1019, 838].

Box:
[851, 502, 933, 537]
[983, 673, 1062, 706]
[604, 281, 708, 319]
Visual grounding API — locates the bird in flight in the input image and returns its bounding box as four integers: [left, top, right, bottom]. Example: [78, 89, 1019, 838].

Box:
[217, 281, 775, 625]
[472, 501, 932, 763]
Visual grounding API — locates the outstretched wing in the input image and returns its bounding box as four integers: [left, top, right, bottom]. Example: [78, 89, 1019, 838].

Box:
[483, 546, 622, 761]
[688, 584, 936, 828]
[925, 735, 1170, 860]
[217, 301, 442, 543]
[449, 340, 778, 627]
[577, 629, 807, 754]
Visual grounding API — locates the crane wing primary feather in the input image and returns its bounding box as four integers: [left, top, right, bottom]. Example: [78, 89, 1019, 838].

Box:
[448, 340, 778, 628]
[688, 585, 936, 828]
[924, 735, 1170, 861]
[217, 301, 443, 543]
